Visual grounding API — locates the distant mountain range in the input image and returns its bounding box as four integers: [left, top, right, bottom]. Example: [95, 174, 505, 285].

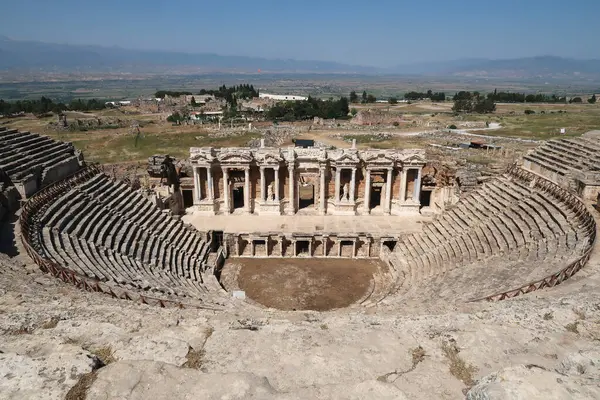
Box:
[394, 56, 600, 79]
[1, 36, 600, 79]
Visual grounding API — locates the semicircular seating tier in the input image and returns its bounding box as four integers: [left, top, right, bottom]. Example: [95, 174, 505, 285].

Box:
[0, 127, 83, 198]
[21, 167, 228, 309]
[523, 135, 600, 198]
[376, 165, 596, 310]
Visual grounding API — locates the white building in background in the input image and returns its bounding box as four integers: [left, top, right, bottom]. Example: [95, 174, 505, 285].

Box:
[259, 93, 308, 101]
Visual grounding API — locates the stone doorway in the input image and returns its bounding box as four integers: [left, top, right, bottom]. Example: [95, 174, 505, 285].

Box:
[298, 183, 315, 210]
[420, 190, 432, 207]
[211, 230, 223, 252]
[369, 184, 382, 210]
[296, 240, 310, 256]
[182, 189, 193, 208]
[232, 186, 244, 210]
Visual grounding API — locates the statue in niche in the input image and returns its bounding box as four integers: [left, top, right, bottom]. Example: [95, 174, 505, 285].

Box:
[267, 182, 274, 201]
[342, 183, 349, 201]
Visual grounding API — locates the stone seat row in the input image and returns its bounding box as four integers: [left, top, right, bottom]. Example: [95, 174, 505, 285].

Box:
[41, 228, 216, 306]
[422, 176, 577, 246]
[0, 131, 75, 177]
[542, 142, 600, 171]
[0, 129, 82, 197]
[524, 138, 600, 178]
[35, 172, 223, 304]
[40, 176, 211, 278]
[523, 153, 569, 177]
[388, 171, 587, 300]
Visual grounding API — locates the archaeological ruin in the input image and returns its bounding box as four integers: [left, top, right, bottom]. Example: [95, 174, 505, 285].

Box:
[0, 124, 596, 313]
[188, 142, 430, 216]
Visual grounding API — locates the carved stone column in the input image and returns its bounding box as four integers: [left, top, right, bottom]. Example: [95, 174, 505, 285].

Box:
[399, 169, 407, 202]
[413, 167, 422, 204]
[193, 167, 201, 204]
[349, 167, 356, 202]
[274, 167, 280, 202]
[334, 167, 341, 204]
[363, 169, 371, 213]
[260, 166, 266, 202]
[288, 165, 295, 214]
[319, 166, 326, 215]
[206, 166, 213, 200]
[222, 167, 230, 214]
[385, 168, 393, 214]
[244, 167, 250, 212]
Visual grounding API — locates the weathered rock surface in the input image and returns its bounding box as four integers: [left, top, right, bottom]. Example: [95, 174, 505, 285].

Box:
[1, 216, 600, 399]
[466, 357, 600, 400]
[87, 361, 409, 400]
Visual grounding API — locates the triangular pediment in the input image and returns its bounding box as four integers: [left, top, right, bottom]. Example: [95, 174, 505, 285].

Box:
[362, 151, 395, 163]
[190, 153, 215, 163]
[402, 154, 426, 165]
[333, 152, 360, 164]
[256, 151, 282, 164]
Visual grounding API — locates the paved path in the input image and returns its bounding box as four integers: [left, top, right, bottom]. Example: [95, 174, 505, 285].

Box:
[183, 213, 428, 236]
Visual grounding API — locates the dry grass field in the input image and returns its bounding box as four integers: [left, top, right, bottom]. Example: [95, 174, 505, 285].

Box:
[2, 101, 599, 167]
[4, 111, 261, 165]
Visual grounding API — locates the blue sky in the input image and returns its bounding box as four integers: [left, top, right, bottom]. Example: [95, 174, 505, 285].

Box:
[1, 0, 598, 66]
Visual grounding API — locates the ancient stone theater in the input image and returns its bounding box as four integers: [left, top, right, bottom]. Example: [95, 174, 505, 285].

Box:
[2, 126, 597, 313]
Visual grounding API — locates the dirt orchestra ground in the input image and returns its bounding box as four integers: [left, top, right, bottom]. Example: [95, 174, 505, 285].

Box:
[235, 257, 385, 311]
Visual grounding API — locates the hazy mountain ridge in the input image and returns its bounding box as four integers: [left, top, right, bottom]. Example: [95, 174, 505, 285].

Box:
[0, 37, 376, 73]
[1, 37, 600, 78]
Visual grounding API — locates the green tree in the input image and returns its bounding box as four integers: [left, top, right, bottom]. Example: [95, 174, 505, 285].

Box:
[349, 91, 358, 103]
[362, 91, 368, 103]
[191, 96, 197, 107]
[588, 94, 597, 104]
[367, 94, 377, 103]
[389, 97, 398, 104]
[350, 108, 358, 116]
[569, 97, 582, 104]
[167, 112, 184, 123]
[452, 92, 495, 114]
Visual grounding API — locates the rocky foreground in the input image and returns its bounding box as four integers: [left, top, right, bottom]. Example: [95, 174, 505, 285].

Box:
[1, 226, 600, 399]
